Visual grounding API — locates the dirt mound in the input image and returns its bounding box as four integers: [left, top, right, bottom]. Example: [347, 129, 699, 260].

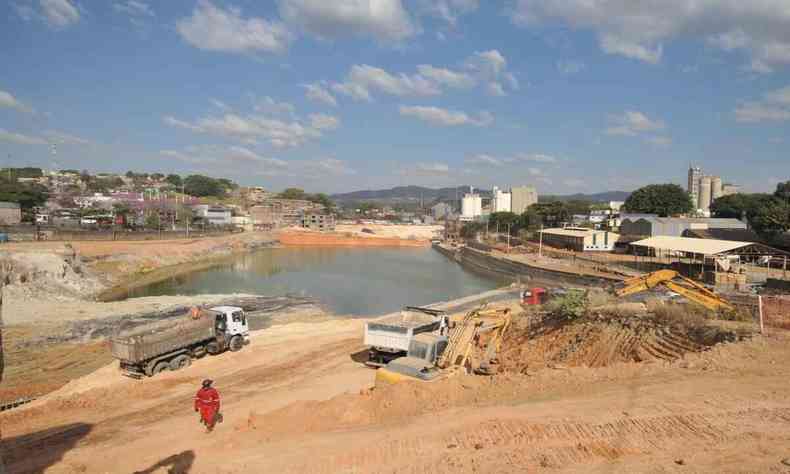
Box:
[499, 312, 748, 373]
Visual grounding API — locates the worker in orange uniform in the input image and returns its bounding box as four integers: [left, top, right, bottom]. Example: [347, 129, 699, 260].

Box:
[194, 379, 221, 432]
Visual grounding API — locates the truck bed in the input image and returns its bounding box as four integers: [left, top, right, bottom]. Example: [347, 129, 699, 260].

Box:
[110, 314, 216, 364]
[370, 311, 439, 331]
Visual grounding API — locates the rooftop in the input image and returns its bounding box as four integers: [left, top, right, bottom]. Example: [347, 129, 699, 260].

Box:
[540, 227, 610, 238]
[630, 236, 753, 256]
[0, 202, 21, 209]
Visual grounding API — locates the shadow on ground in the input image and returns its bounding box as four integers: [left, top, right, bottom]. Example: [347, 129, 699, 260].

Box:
[1, 422, 92, 474]
[133, 450, 196, 474]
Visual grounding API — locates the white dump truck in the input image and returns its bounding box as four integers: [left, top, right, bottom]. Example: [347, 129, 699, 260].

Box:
[110, 306, 249, 378]
[363, 306, 449, 367]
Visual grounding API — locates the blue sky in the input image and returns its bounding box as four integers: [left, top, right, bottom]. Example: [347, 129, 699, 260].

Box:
[1, 0, 789, 194]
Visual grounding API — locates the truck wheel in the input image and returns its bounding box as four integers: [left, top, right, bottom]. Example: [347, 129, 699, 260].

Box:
[169, 355, 191, 371]
[192, 346, 207, 359]
[206, 342, 221, 355]
[229, 335, 244, 352]
[151, 361, 169, 376]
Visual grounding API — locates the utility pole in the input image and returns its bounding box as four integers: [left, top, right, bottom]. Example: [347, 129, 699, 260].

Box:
[538, 224, 544, 259]
[507, 223, 511, 252]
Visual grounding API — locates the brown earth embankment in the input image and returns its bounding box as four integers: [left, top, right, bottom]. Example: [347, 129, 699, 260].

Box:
[277, 231, 429, 247]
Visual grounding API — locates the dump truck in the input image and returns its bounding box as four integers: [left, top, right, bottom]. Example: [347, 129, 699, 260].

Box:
[375, 306, 511, 386]
[110, 306, 249, 378]
[363, 306, 449, 367]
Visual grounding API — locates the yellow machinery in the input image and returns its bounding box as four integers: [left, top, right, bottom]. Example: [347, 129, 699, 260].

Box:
[616, 269, 734, 312]
[375, 306, 512, 386]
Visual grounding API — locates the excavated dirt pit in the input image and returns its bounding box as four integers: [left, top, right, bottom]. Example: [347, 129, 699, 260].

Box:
[498, 311, 751, 373]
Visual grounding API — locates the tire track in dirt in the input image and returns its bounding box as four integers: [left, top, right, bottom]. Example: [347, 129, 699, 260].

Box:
[284, 407, 790, 473]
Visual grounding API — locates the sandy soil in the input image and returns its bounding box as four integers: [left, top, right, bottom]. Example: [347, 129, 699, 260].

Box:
[335, 224, 443, 240]
[3, 301, 790, 473]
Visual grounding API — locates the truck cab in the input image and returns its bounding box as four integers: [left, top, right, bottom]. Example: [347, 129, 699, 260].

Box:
[210, 306, 250, 345]
[375, 333, 449, 385]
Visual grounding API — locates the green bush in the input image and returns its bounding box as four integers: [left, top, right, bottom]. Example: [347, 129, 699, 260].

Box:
[547, 291, 587, 320]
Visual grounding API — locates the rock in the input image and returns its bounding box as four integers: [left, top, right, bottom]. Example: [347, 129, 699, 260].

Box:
[675, 459, 685, 466]
[781, 458, 790, 467]
[474, 443, 484, 450]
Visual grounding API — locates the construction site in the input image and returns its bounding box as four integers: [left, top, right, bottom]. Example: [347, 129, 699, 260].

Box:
[2, 251, 790, 473]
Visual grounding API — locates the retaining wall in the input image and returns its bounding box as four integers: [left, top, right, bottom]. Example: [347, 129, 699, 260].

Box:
[435, 244, 621, 288]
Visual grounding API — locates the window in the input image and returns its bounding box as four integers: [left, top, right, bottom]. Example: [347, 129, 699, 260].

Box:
[232, 311, 246, 325]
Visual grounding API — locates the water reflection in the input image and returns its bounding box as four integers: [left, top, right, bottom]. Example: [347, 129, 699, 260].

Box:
[129, 247, 504, 316]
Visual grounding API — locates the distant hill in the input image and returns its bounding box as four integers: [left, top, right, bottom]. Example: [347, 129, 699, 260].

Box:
[540, 191, 631, 203]
[331, 186, 630, 204]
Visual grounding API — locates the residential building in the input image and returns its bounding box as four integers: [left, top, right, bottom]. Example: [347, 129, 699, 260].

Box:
[444, 218, 462, 242]
[301, 212, 336, 232]
[192, 205, 232, 226]
[510, 186, 538, 214]
[620, 215, 747, 238]
[0, 202, 22, 225]
[540, 227, 620, 252]
[250, 199, 321, 229]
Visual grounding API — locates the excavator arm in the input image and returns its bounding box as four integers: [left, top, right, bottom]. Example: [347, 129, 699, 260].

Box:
[615, 269, 734, 312]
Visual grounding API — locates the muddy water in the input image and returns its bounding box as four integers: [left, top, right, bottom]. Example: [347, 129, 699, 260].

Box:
[122, 247, 505, 316]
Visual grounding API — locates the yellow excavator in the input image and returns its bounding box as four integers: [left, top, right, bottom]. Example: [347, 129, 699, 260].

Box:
[375, 306, 512, 386]
[615, 269, 734, 312]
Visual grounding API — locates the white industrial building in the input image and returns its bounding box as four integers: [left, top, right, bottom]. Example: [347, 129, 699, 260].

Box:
[492, 186, 512, 213]
[687, 165, 738, 215]
[461, 192, 483, 221]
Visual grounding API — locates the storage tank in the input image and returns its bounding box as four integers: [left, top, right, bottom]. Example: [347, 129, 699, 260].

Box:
[711, 176, 723, 202]
[699, 176, 712, 211]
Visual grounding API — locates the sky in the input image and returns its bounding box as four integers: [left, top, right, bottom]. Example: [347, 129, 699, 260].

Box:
[1, 0, 789, 195]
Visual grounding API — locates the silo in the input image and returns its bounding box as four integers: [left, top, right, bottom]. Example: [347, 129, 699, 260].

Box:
[699, 176, 712, 211]
[711, 176, 723, 201]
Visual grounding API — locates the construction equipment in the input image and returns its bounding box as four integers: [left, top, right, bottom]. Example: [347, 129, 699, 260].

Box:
[363, 306, 449, 367]
[375, 306, 511, 386]
[615, 269, 734, 312]
[110, 306, 250, 378]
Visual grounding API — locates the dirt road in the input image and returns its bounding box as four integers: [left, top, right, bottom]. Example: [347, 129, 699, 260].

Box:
[3, 305, 790, 473]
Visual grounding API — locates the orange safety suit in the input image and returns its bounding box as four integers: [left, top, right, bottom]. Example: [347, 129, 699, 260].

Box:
[194, 387, 221, 431]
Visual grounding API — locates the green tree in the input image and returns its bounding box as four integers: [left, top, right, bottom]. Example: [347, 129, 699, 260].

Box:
[308, 193, 335, 211]
[278, 188, 307, 200]
[0, 167, 43, 179]
[145, 211, 161, 229]
[0, 181, 49, 209]
[710, 194, 762, 219]
[775, 180, 790, 204]
[748, 197, 790, 237]
[460, 221, 485, 238]
[183, 175, 226, 197]
[489, 212, 521, 234]
[151, 173, 165, 181]
[623, 184, 693, 216]
[165, 174, 183, 187]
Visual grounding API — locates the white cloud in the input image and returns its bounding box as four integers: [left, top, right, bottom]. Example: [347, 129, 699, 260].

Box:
[0, 129, 48, 145]
[177, 1, 293, 54]
[605, 111, 666, 136]
[210, 98, 231, 111]
[399, 105, 493, 127]
[418, 0, 479, 25]
[333, 64, 442, 101]
[466, 152, 558, 167]
[645, 136, 672, 146]
[735, 84, 790, 123]
[303, 81, 337, 107]
[254, 96, 296, 117]
[161, 144, 288, 171]
[465, 50, 518, 96]
[402, 162, 451, 176]
[466, 154, 503, 166]
[40, 0, 80, 28]
[304, 157, 357, 176]
[515, 153, 557, 163]
[278, 0, 417, 42]
[163, 109, 340, 149]
[113, 1, 154, 17]
[557, 60, 585, 75]
[43, 130, 92, 146]
[0, 90, 35, 114]
[308, 113, 340, 130]
[510, 0, 790, 71]
[416, 64, 476, 88]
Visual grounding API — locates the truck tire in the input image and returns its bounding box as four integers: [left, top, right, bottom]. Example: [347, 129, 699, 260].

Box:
[229, 335, 244, 352]
[192, 346, 207, 359]
[151, 361, 169, 376]
[169, 354, 191, 371]
[207, 341, 222, 355]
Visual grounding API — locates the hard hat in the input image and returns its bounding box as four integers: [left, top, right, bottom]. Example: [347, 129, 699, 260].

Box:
[202, 379, 213, 388]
